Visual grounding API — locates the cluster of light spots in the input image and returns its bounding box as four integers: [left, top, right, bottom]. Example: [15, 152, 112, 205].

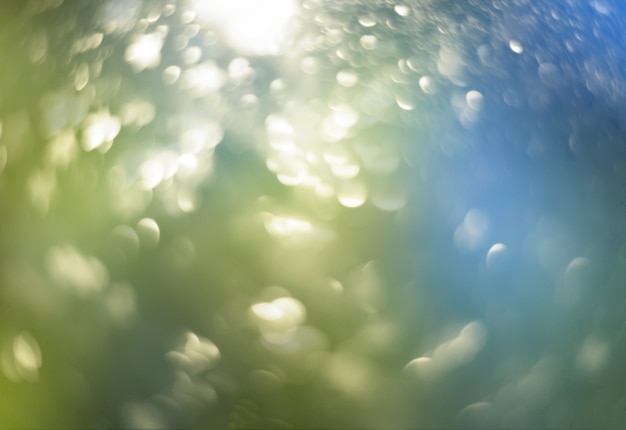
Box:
[27, 1, 240, 224]
[454, 209, 489, 253]
[0, 332, 42, 382]
[405, 321, 488, 381]
[45, 245, 109, 296]
[264, 102, 407, 211]
[190, 0, 300, 56]
[81, 111, 121, 152]
[125, 31, 165, 71]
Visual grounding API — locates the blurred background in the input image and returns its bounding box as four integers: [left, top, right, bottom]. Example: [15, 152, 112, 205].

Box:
[2, 0, 626, 428]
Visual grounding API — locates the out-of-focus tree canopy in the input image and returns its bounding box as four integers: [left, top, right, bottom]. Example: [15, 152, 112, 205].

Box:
[2, 0, 626, 428]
